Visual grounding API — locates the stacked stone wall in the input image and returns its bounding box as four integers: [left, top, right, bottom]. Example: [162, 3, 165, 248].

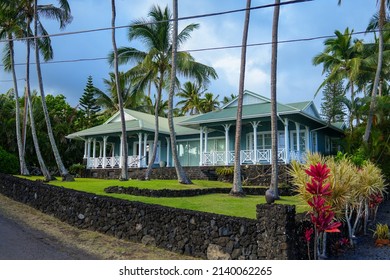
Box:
[0, 173, 300, 260]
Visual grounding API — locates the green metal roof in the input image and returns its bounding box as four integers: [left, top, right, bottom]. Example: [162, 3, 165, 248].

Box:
[179, 102, 298, 126]
[66, 109, 199, 140]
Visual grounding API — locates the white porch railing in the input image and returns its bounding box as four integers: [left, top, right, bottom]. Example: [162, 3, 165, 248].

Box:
[201, 149, 305, 166]
[87, 155, 143, 169]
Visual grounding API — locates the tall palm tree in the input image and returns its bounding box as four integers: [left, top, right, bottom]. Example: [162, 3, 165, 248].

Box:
[176, 81, 204, 115]
[110, 5, 217, 181]
[200, 92, 220, 113]
[168, 0, 192, 184]
[30, 0, 73, 180]
[231, 0, 251, 196]
[0, 1, 29, 175]
[111, 0, 128, 180]
[313, 28, 363, 130]
[269, 0, 281, 200]
[363, 0, 388, 143]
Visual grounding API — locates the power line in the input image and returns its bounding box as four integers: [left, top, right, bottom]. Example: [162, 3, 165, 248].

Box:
[0, 0, 313, 44]
[3, 27, 378, 68]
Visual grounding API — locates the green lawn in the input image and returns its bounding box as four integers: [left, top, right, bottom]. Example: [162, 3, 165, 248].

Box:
[19, 176, 307, 219]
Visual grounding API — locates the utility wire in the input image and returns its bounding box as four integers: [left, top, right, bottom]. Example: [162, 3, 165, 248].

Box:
[3, 27, 379, 68]
[0, 0, 313, 44]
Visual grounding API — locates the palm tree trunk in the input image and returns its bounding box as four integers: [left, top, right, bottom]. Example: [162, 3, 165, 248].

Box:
[363, 0, 385, 143]
[25, 19, 51, 181]
[168, 0, 192, 184]
[8, 35, 29, 176]
[231, 0, 251, 196]
[33, 0, 73, 181]
[111, 0, 128, 180]
[145, 74, 163, 180]
[270, 0, 280, 199]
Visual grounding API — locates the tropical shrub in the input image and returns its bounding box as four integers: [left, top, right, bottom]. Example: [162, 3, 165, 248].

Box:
[0, 146, 19, 174]
[68, 163, 86, 177]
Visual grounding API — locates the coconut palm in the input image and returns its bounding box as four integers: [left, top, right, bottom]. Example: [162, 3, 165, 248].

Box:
[200, 92, 220, 113]
[231, 0, 251, 196]
[0, 1, 29, 175]
[313, 28, 364, 130]
[269, 0, 281, 200]
[94, 72, 145, 118]
[363, 0, 388, 143]
[110, 0, 128, 180]
[110, 5, 217, 181]
[176, 81, 205, 115]
[24, 0, 73, 180]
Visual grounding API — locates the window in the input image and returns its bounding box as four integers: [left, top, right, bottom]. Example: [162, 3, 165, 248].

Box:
[291, 131, 306, 151]
[206, 138, 225, 152]
[247, 132, 285, 150]
[177, 140, 200, 166]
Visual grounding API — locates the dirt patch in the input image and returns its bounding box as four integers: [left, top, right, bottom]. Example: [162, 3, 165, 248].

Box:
[0, 194, 198, 260]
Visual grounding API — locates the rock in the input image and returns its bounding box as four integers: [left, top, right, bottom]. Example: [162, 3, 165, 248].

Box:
[78, 213, 85, 220]
[207, 244, 231, 260]
[141, 235, 156, 246]
[265, 189, 275, 204]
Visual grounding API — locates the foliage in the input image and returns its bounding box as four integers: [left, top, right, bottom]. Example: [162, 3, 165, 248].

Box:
[0, 146, 19, 174]
[304, 162, 341, 260]
[68, 163, 85, 177]
[320, 76, 346, 123]
[79, 75, 101, 129]
[215, 166, 235, 176]
[372, 223, 389, 240]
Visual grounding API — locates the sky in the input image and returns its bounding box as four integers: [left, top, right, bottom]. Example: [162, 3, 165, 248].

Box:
[0, 0, 378, 110]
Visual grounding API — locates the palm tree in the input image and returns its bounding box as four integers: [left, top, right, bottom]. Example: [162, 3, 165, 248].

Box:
[111, 0, 128, 180]
[110, 5, 217, 181]
[176, 81, 204, 115]
[141, 96, 169, 117]
[200, 92, 220, 113]
[94, 72, 145, 118]
[0, 1, 29, 175]
[363, 0, 388, 143]
[29, 0, 74, 180]
[269, 0, 281, 200]
[231, 0, 251, 196]
[167, 0, 192, 184]
[313, 28, 363, 130]
[221, 93, 238, 106]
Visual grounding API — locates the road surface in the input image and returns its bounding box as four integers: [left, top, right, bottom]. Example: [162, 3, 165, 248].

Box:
[0, 210, 95, 260]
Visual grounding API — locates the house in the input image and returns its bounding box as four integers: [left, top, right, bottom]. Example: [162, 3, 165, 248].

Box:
[66, 91, 344, 170]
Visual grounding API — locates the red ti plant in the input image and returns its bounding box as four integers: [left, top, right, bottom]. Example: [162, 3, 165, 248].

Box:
[305, 163, 342, 259]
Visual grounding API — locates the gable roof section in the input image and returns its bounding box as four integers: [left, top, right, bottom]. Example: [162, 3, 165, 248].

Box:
[222, 90, 271, 109]
[66, 109, 199, 140]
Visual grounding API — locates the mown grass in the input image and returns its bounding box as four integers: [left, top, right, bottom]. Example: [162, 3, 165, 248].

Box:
[18, 176, 307, 219]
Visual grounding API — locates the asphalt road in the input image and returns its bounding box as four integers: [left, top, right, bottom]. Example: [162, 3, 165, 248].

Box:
[0, 211, 95, 260]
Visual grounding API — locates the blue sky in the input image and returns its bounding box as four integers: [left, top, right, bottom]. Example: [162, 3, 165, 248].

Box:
[0, 0, 378, 109]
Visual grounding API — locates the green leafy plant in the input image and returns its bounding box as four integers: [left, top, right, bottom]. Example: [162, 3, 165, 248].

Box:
[372, 223, 389, 240]
[68, 163, 86, 177]
[215, 167, 234, 176]
[0, 146, 19, 174]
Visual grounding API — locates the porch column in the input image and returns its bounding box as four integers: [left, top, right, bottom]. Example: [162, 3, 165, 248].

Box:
[166, 136, 170, 167]
[138, 133, 142, 168]
[204, 127, 208, 153]
[305, 126, 310, 153]
[119, 135, 123, 168]
[295, 122, 300, 162]
[86, 138, 91, 167]
[99, 141, 103, 157]
[92, 138, 97, 158]
[199, 127, 203, 165]
[103, 136, 108, 167]
[223, 124, 231, 165]
[83, 140, 88, 159]
[143, 133, 148, 167]
[251, 121, 260, 163]
[284, 118, 290, 164]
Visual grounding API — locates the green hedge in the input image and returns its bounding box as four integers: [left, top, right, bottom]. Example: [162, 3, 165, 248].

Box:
[0, 146, 19, 174]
